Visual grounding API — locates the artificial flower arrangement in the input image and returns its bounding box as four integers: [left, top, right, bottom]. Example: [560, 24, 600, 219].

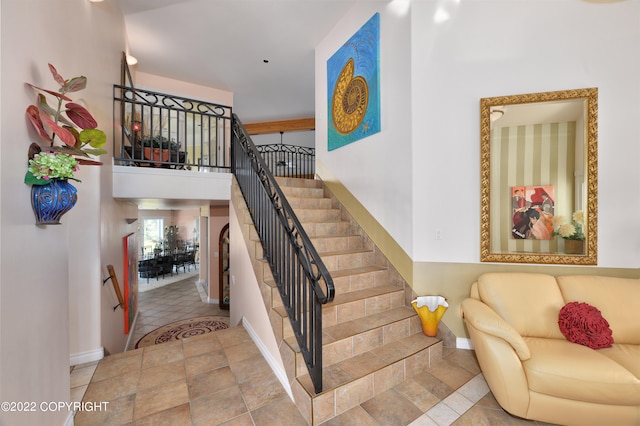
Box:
[553, 211, 585, 240]
[25, 64, 107, 185]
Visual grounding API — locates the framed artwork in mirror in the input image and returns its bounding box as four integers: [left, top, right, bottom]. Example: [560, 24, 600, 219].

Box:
[480, 88, 598, 265]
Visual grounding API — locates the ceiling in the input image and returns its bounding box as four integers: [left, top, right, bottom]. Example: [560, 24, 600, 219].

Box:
[115, 0, 357, 124]
[126, 197, 229, 211]
[490, 99, 586, 129]
[114, 0, 358, 211]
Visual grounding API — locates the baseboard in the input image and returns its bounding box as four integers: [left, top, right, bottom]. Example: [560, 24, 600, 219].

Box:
[70, 347, 104, 366]
[193, 278, 220, 305]
[242, 317, 293, 400]
[456, 337, 474, 350]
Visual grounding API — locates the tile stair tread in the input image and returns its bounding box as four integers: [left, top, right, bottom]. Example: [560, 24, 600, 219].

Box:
[277, 184, 323, 190]
[276, 177, 323, 186]
[303, 224, 355, 237]
[274, 177, 323, 188]
[286, 194, 331, 201]
[251, 225, 350, 236]
[288, 195, 330, 200]
[263, 265, 388, 290]
[279, 187, 325, 198]
[277, 178, 323, 186]
[297, 210, 342, 221]
[288, 199, 333, 209]
[271, 292, 408, 322]
[283, 307, 423, 356]
[296, 207, 340, 213]
[322, 306, 415, 341]
[329, 264, 387, 278]
[315, 246, 369, 256]
[328, 284, 402, 305]
[310, 232, 362, 241]
[252, 246, 374, 266]
[309, 233, 364, 248]
[294, 331, 440, 396]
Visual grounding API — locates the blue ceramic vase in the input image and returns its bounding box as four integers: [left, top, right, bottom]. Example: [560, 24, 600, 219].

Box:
[31, 179, 78, 225]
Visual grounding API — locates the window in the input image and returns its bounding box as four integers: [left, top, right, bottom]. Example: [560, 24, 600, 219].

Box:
[142, 218, 164, 256]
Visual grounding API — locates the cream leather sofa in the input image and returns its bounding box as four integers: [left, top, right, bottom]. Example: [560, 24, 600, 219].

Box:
[462, 273, 640, 426]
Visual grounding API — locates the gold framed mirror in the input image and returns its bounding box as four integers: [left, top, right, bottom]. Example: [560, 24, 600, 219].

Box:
[480, 88, 598, 264]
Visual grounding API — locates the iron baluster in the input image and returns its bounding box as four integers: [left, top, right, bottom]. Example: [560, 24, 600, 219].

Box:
[232, 115, 334, 394]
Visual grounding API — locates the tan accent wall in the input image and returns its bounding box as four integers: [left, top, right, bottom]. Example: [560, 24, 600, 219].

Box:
[413, 262, 638, 339]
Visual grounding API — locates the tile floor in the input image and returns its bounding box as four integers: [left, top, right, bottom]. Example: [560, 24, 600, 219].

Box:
[70, 277, 554, 425]
[127, 272, 225, 350]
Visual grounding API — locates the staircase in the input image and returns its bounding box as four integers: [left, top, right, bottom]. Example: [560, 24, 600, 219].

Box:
[231, 176, 443, 425]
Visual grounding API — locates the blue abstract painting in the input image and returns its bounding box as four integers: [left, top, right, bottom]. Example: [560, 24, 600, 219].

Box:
[327, 13, 380, 151]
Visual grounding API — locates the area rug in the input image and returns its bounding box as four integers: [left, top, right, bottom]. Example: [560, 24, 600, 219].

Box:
[135, 316, 229, 348]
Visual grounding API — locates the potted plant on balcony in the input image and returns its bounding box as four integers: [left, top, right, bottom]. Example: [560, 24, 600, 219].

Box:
[25, 64, 107, 224]
[140, 135, 180, 167]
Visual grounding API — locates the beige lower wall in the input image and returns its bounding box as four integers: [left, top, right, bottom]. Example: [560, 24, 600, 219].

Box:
[413, 262, 639, 339]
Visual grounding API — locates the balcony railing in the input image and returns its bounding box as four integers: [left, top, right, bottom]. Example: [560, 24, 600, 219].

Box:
[255, 143, 315, 178]
[113, 84, 233, 171]
[113, 51, 315, 174]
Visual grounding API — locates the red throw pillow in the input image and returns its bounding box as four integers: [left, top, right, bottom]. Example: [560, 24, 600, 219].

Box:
[558, 302, 614, 349]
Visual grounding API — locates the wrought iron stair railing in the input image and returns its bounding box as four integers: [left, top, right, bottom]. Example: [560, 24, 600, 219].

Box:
[232, 115, 334, 394]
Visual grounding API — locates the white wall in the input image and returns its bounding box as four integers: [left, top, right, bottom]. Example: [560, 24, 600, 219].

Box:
[316, 0, 640, 269]
[113, 166, 232, 201]
[316, 2, 414, 255]
[410, 0, 640, 268]
[0, 1, 127, 424]
[135, 71, 234, 108]
[69, 165, 103, 365]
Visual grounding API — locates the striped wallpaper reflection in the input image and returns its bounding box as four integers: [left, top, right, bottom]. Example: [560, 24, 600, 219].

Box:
[490, 121, 576, 254]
